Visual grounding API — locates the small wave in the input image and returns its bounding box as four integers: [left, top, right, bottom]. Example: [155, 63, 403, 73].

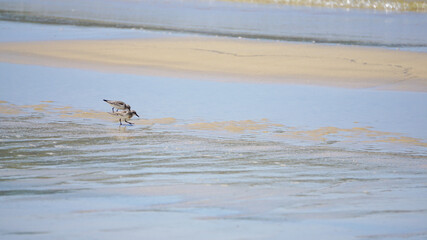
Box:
[224, 0, 427, 12]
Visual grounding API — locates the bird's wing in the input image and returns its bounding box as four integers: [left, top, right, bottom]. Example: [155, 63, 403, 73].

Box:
[108, 112, 125, 117]
[104, 100, 125, 106]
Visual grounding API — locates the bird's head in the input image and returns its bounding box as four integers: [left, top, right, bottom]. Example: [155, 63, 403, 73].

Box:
[131, 110, 139, 117]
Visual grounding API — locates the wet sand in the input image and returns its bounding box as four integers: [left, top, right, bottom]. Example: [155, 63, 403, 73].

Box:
[2, 100, 426, 149]
[1, 37, 426, 91]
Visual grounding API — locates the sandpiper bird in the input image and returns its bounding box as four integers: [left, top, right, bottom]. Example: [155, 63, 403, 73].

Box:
[103, 99, 131, 113]
[110, 110, 139, 125]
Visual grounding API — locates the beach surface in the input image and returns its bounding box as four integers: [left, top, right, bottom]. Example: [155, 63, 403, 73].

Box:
[1, 2, 427, 239]
[1, 37, 427, 91]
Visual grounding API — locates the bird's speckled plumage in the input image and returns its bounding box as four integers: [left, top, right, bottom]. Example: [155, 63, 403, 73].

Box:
[103, 99, 131, 112]
[109, 110, 139, 125]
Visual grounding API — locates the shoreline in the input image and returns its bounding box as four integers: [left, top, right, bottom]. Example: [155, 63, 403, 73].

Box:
[0, 37, 427, 91]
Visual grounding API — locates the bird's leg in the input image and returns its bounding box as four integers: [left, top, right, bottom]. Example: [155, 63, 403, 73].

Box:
[112, 107, 115, 113]
[125, 120, 133, 125]
[119, 119, 122, 125]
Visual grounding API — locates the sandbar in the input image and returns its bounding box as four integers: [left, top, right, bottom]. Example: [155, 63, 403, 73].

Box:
[0, 37, 426, 91]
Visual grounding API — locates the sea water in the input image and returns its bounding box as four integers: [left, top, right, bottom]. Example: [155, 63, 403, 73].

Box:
[0, 0, 427, 50]
[0, 2, 427, 239]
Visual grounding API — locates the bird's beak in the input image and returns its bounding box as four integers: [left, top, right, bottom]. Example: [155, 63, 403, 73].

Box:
[136, 113, 140, 117]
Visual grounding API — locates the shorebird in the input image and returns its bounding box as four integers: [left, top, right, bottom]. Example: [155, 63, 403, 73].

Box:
[110, 110, 139, 125]
[103, 99, 131, 113]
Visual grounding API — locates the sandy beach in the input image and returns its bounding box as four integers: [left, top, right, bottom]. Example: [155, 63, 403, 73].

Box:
[1, 37, 426, 91]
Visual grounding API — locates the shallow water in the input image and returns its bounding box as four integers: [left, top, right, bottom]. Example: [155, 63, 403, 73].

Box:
[0, 17, 427, 240]
[1, 98, 427, 239]
[1, 60, 427, 239]
[1, 62, 427, 151]
[1, 0, 427, 50]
